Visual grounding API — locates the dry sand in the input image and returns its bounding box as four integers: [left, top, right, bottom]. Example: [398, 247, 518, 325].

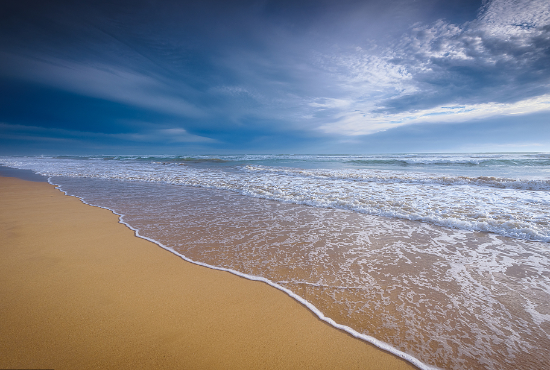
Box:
[0, 175, 418, 370]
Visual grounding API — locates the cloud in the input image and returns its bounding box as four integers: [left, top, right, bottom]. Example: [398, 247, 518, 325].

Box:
[309, 0, 550, 136]
[319, 94, 550, 135]
[0, 121, 215, 144]
[384, 0, 550, 107]
[325, 110, 550, 153]
[0, 53, 206, 119]
[143, 127, 217, 143]
[1, 0, 549, 154]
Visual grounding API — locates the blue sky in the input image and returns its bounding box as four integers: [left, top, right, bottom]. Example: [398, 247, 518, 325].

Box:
[0, 0, 549, 154]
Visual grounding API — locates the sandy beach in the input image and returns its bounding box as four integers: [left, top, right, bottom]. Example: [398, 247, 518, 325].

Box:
[0, 175, 417, 370]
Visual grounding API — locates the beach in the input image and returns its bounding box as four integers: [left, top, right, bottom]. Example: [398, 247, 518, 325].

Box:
[0, 175, 417, 370]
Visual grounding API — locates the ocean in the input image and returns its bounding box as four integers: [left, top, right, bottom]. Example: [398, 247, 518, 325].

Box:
[2, 153, 549, 370]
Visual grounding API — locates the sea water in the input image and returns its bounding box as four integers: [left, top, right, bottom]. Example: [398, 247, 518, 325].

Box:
[1, 153, 549, 370]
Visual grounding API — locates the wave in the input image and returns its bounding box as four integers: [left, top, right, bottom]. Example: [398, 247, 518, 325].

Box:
[2, 156, 549, 243]
[243, 165, 550, 191]
[41, 152, 550, 165]
[346, 158, 550, 167]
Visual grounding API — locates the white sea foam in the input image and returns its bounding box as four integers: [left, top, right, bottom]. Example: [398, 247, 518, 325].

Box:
[2, 156, 549, 243]
[243, 165, 550, 190]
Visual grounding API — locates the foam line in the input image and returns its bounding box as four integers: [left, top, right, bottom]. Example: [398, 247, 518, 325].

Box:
[2, 157, 547, 243]
[47, 176, 440, 370]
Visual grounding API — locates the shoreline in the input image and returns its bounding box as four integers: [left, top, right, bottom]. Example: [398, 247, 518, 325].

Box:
[0, 175, 419, 370]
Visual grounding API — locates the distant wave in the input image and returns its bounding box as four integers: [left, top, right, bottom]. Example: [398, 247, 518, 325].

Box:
[346, 158, 550, 167]
[244, 165, 550, 191]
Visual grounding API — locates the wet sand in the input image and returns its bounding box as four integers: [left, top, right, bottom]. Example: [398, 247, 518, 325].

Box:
[0, 176, 417, 370]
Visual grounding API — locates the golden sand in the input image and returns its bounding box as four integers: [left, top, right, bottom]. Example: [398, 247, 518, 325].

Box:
[0, 176, 417, 369]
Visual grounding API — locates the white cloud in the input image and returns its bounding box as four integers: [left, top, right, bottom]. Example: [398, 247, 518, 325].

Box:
[0, 52, 206, 118]
[0, 121, 216, 144]
[307, 0, 550, 136]
[309, 98, 352, 109]
[154, 128, 217, 143]
[479, 0, 550, 34]
[318, 94, 550, 136]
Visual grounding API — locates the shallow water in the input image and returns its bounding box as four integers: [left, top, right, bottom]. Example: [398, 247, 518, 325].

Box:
[49, 176, 550, 370]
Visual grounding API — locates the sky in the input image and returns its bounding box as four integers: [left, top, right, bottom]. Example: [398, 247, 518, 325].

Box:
[0, 0, 549, 155]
